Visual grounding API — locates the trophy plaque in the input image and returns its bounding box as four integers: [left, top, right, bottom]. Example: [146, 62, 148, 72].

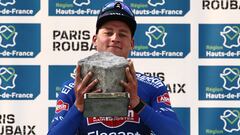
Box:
[78, 52, 129, 117]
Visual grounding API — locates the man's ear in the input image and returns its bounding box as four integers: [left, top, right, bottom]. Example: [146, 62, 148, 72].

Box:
[131, 38, 135, 50]
[92, 35, 97, 47]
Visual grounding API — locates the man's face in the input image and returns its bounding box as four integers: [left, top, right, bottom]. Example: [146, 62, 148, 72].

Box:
[92, 20, 134, 58]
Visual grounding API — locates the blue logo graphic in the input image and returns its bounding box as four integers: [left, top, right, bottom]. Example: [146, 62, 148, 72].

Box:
[49, 0, 189, 16]
[0, 65, 40, 100]
[130, 24, 190, 58]
[199, 108, 240, 135]
[199, 66, 240, 100]
[220, 68, 240, 91]
[0, 0, 15, 6]
[0, 0, 40, 16]
[199, 24, 240, 58]
[0, 24, 41, 58]
[0, 67, 17, 90]
[220, 110, 240, 133]
[49, 65, 75, 100]
[73, 0, 90, 7]
[0, 25, 17, 48]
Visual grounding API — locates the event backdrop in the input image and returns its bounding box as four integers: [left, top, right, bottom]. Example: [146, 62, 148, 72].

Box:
[0, 0, 240, 135]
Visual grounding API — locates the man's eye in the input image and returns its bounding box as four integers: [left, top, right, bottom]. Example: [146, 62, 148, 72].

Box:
[104, 31, 113, 36]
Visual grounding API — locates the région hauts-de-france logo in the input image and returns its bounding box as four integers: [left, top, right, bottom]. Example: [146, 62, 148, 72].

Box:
[145, 25, 167, 48]
[0, 0, 15, 6]
[220, 26, 240, 49]
[220, 110, 240, 133]
[220, 68, 240, 91]
[0, 25, 18, 48]
[0, 67, 17, 90]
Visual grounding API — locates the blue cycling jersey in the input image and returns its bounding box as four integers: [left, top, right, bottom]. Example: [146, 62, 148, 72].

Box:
[48, 72, 185, 135]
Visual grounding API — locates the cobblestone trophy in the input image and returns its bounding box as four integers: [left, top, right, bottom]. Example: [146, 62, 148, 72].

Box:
[78, 52, 129, 117]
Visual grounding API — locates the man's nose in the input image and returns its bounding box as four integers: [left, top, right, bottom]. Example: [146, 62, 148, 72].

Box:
[111, 33, 120, 42]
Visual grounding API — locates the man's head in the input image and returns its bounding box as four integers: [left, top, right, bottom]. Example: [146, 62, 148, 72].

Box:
[93, 1, 136, 58]
[96, 1, 136, 37]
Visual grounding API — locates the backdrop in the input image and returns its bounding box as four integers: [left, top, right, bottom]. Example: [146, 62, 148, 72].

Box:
[0, 0, 239, 135]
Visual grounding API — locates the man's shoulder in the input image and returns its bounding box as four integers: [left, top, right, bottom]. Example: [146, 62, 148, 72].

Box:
[136, 72, 165, 89]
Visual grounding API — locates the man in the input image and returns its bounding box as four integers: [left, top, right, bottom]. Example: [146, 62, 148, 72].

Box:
[48, 1, 185, 135]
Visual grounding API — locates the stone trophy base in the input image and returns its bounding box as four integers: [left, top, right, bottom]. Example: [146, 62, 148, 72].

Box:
[83, 92, 129, 117]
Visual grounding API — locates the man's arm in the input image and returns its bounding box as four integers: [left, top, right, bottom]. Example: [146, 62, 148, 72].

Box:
[47, 80, 84, 135]
[138, 85, 186, 135]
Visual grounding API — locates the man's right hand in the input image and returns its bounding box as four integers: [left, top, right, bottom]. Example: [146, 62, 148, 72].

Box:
[74, 65, 101, 112]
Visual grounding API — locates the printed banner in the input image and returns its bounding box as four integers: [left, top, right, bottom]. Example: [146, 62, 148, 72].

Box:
[199, 24, 240, 58]
[0, 0, 40, 16]
[130, 24, 190, 58]
[49, 65, 75, 100]
[0, 65, 40, 100]
[0, 24, 41, 58]
[199, 108, 240, 135]
[49, 0, 189, 16]
[199, 66, 240, 100]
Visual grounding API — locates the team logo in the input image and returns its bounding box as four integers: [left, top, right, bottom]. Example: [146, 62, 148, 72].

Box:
[220, 110, 240, 133]
[73, 0, 90, 7]
[0, 67, 17, 90]
[87, 110, 140, 128]
[148, 0, 165, 6]
[220, 26, 240, 49]
[55, 100, 69, 113]
[220, 68, 240, 91]
[0, 25, 18, 48]
[145, 25, 167, 48]
[0, 0, 15, 6]
[157, 93, 171, 106]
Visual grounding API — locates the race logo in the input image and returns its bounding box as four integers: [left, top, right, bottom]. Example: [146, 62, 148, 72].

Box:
[220, 26, 240, 49]
[0, 0, 15, 7]
[220, 110, 240, 133]
[0, 67, 17, 90]
[0, 24, 40, 58]
[144, 72, 187, 94]
[145, 25, 167, 48]
[0, 66, 40, 100]
[73, 0, 90, 7]
[0, 25, 17, 48]
[157, 93, 171, 106]
[130, 24, 190, 58]
[55, 100, 69, 113]
[87, 110, 140, 128]
[0, 113, 36, 135]
[199, 24, 240, 58]
[199, 66, 240, 100]
[49, 0, 189, 16]
[52, 30, 95, 52]
[220, 68, 240, 91]
[0, 0, 40, 16]
[199, 108, 240, 135]
[49, 65, 75, 100]
[202, 0, 240, 10]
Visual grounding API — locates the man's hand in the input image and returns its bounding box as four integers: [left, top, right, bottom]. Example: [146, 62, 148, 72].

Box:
[120, 60, 140, 109]
[74, 65, 101, 112]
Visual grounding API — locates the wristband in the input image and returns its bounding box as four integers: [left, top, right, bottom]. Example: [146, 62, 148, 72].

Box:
[132, 99, 145, 113]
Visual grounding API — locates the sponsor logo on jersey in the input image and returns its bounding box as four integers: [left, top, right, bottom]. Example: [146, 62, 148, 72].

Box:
[87, 110, 140, 128]
[55, 100, 69, 113]
[157, 93, 171, 106]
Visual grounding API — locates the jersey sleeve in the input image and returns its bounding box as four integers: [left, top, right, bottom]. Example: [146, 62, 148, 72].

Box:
[47, 80, 85, 135]
[136, 73, 186, 135]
